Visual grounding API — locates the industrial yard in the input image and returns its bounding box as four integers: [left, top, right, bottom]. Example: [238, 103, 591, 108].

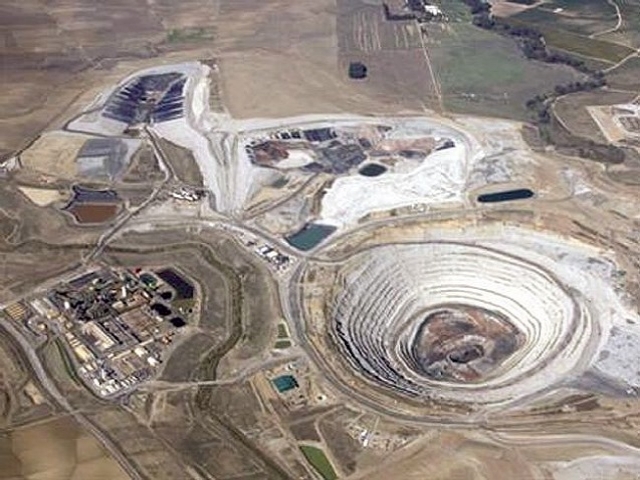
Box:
[6, 266, 197, 398]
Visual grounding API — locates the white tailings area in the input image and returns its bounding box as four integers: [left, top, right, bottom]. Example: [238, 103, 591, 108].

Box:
[68, 63, 551, 226]
[68, 62, 230, 209]
[320, 142, 468, 226]
[231, 115, 482, 224]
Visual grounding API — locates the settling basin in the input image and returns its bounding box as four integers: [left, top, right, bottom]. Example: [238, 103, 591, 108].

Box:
[359, 163, 387, 177]
[286, 223, 336, 251]
[477, 188, 534, 203]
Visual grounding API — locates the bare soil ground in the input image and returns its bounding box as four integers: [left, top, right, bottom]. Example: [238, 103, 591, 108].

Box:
[16, 187, 64, 207]
[217, 0, 439, 118]
[553, 90, 637, 142]
[607, 150, 640, 185]
[349, 431, 533, 480]
[159, 332, 219, 382]
[289, 419, 322, 442]
[121, 143, 165, 184]
[155, 138, 204, 187]
[0, 0, 220, 159]
[0, 416, 129, 480]
[19, 132, 86, 180]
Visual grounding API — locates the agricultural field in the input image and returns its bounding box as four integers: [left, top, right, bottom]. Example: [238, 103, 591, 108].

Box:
[510, 0, 618, 37]
[299, 445, 337, 480]
[497, 0, 636, 64]
[426, 22, 583, 120]
[0, 417, 129, 480]
[216, 0, 443, 118]
[606, 56, 640, 91]
[599, 0, 640, 48]
[336, 0, 442, 110]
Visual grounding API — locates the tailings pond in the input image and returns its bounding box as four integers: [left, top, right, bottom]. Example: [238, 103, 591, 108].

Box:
[286, 223, 336, 251]
[477, 188, 534, 203]
[63, 185, 121, 224]
[359, 163, 387, 177]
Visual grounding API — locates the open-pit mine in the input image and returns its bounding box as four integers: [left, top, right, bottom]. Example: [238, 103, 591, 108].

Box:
[297, 227, 633, 415]
[5, 30, 640, 478]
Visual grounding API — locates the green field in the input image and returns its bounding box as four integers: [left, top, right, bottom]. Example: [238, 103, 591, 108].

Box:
[277, 323, 289, 339]
[506, 0, 636, 64]
[166, 27, 215, 43]
[431, 0, 473, 21]
[607, 57, 640, 91]
[427, 21, 582, 120]
[274, 339, 291, 349]
[543, 28, 633, 62]
[600, 0, 640, 48]
[512, 0, 617, 37]
[506, 16, 634, 63]
[300, 445, 338, 480]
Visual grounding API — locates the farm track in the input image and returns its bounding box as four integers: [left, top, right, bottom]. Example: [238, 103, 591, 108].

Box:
[590, 0, 623, 39]
[416, 22, 443, 112]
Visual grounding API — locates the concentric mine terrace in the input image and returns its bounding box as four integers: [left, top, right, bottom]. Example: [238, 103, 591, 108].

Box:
[297, 225, 634, 417]
[330, 242, 591, 406]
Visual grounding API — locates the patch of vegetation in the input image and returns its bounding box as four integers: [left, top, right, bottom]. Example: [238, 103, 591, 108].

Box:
[299, 445, 337, 480]
[276, 323, 288, 339]
[166, 27, 215, 44]
[512, 20, 634, 63]
[52, 338, 84, 387]
[270, 177, 288, 189]
[427, 21, 581, 120]
[512, 0, 618, 37]
[456, 0, 633, 164]
[462, 0, 633, 65]
[607, 57, 640, 91]
[599, 0, 640, 48]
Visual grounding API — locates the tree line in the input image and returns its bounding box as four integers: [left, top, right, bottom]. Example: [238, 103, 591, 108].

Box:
[460, 0, 626, 164]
